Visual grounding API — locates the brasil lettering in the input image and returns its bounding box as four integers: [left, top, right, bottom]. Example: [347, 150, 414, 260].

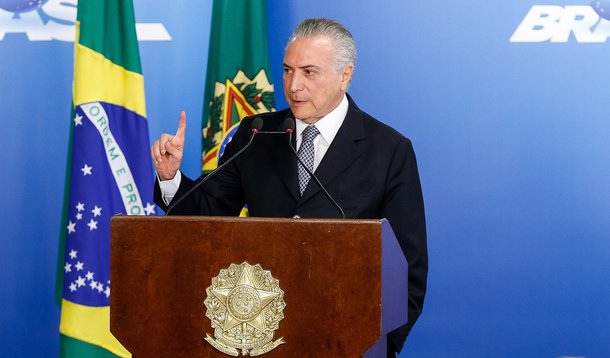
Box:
[511, 5, 610, 43]
[80, 102, 145, 215]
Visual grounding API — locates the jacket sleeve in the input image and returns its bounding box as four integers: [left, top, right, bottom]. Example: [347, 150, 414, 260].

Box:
[381, 138, 428, 353]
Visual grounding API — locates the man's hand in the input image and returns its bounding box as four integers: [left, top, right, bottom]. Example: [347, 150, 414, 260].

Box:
[151, 111, 186, 181]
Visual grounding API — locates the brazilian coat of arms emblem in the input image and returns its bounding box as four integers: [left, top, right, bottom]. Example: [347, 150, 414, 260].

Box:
[203, 262, 286, 356]
[202, 70, 275, 172]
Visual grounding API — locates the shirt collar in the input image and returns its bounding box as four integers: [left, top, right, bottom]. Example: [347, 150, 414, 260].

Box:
[295, 94, 348, 145]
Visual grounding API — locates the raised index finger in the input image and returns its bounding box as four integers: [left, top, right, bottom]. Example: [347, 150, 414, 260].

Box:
[175, 111, 187, 138]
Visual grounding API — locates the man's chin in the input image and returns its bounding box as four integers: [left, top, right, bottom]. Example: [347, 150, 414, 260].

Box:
[289, 107, 310, 121]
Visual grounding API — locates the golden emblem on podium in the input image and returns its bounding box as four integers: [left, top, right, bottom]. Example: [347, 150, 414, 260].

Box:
[204, 262, 286, 356]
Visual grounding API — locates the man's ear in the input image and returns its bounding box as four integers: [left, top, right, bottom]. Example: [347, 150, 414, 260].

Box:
[340, 64, 354, 91]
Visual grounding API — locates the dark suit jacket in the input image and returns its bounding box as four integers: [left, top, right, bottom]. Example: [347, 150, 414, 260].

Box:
[155, 95, 427, 354]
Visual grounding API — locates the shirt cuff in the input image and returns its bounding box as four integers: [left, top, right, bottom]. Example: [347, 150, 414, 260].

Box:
[158, 171, 182, 205]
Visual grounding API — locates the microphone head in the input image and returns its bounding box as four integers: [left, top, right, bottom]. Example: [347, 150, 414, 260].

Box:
[251, 117, 263, 133]
[283, 117, 295, 133]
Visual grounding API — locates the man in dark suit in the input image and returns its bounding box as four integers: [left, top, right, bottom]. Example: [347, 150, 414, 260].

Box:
[151, 18, 427, 356]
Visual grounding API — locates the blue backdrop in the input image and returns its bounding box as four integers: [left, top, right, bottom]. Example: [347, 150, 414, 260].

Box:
[1, 0, 609, 356]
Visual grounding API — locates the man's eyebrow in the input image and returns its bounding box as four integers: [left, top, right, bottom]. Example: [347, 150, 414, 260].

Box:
[282, 63, 319, 70]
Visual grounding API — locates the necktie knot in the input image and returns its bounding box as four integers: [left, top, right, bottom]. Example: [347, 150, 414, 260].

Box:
[302, 125, 320, 143]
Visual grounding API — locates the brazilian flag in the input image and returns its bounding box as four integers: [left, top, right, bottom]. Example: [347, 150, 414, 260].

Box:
[202, 0, 276, 172]
[57, 1, 155, 356]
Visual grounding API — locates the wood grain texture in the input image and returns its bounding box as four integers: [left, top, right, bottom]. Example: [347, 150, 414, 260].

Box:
[110, 216, 382, 357]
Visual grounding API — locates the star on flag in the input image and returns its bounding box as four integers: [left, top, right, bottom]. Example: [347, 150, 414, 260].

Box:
[91, 206, 102, 217]
[144, 202, 156, 215]
[67, 221, 76, 234]
[81, 164, 93, 176]
[76, 276, 86, 287]
[87, 219, 98, 231]
[74, 113, 83, 127]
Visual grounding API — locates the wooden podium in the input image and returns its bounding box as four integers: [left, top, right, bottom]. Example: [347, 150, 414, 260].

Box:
[110, 216, 407, 357]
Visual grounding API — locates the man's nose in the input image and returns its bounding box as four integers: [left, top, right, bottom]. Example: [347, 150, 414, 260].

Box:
[289, 72, 303, 93]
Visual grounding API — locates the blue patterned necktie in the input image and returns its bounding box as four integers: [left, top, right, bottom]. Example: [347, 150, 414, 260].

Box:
[297, 125, 320, 195]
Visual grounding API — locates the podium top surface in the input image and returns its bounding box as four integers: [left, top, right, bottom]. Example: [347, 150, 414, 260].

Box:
[111, 214, 382, 225]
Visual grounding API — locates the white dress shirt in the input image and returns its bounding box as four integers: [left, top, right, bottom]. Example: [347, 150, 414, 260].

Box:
[295, 94, 348, 171]
[159, 94, 349, 205]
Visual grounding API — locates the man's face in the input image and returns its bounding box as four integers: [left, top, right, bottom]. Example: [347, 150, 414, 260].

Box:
[283, 36, 353, 124]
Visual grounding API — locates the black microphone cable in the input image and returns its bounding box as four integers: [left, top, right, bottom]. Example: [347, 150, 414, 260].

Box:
[165, 117, 263, 215]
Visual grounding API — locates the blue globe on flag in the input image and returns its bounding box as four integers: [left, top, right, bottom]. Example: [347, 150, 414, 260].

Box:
[591, 0, 610, 20]
[0, 0, 47, 13]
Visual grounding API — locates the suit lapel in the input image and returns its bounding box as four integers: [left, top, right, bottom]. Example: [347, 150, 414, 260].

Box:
[299, 99, 366, 203]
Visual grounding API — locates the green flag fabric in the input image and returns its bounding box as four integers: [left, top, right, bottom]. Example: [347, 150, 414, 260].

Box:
[58, 0, 154, 357]
[202, 0, 275, 172]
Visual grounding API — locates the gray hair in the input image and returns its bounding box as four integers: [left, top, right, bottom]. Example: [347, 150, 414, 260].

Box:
[288, 18, 357, 73]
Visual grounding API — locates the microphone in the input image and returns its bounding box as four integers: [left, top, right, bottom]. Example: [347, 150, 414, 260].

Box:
[283, 117, 346, 219]
[165, 117, 263, 215]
